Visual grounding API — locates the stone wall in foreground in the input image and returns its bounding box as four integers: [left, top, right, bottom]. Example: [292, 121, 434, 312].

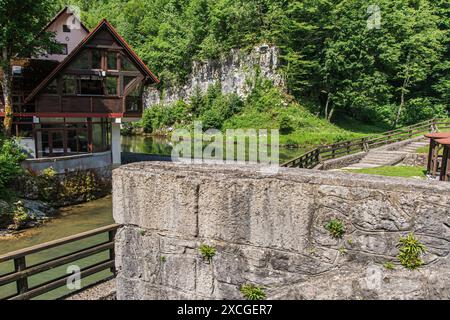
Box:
[113, 162, 450, 300]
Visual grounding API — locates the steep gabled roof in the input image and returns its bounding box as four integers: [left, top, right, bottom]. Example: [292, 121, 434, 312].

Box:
[25, 19, 159, 103]
[41, 6, 90, 35]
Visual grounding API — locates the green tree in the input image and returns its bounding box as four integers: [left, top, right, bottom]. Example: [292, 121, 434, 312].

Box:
[0, 0, 59, 136]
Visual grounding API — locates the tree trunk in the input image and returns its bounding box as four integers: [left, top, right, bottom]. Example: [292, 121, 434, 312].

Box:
[327, 104, 335, 121]
[1, 48, 13, 137]
[394, 76, 410, 129]
[324, 92, 331, 119]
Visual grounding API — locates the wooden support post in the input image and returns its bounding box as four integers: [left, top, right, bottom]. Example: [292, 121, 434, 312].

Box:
[432, 144, 440, 177]
[440, 146, 449, 181]
[14, 257, 28, 295]
[427, 139, 435, 174]
[446, 146, 450, 181]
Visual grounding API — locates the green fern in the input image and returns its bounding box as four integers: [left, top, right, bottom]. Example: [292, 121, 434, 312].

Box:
[240, 284, 266, 300]
[397, 233, 426, 270]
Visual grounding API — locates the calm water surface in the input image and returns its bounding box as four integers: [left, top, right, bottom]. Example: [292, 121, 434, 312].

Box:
[121, 135, 306, 163]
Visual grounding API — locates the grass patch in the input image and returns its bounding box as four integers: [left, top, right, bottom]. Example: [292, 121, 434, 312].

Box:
[346, 166, 427, 178]
[416, 145, 443, 156]
[224, 104, 385, 148]
[416, 146, 429, 154]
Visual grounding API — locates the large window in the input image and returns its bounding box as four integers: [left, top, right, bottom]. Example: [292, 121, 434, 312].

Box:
[72, 50, 89, 69]
[92, 50, 102, 69]
[121, 54, 138, 71]
[61, 75, 121, 96]
[106, 77, 118, 95]
[79, 75, 104, 95]
[63, 75, 77, 95]
[35, 118, 111, 157]
[44, 79, 58, 94]
[125, 84, 142, 112]
[107, 52, 118, 70]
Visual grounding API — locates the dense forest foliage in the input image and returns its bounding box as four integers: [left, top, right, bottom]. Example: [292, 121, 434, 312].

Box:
[54, 0, 448, 128]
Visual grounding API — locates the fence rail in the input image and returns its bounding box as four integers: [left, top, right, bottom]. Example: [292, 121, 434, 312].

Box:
[0, 224, 120, 300]
[281, 118, 450, 169]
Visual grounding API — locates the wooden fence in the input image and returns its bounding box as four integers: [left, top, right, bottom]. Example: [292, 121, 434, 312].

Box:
[282, 118, 450, 169]
[0, 224, 120, 300]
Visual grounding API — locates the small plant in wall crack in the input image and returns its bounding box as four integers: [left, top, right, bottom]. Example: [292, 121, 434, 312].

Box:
[240, 284, 266, 300]
[383, 262, 395, 270]
[397, 233, 426, 270]
[160, 256, 167, 263]
[325, 219, 345, 239]
[199, 244, 216, 262]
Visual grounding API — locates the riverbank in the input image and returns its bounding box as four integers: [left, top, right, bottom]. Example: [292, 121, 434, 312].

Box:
[0, 196, 113, 254]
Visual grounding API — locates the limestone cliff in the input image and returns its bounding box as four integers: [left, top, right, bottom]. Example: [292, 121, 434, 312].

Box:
[144, 44, 284, 107]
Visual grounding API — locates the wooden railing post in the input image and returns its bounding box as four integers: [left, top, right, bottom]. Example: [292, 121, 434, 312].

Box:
[362, 138, 369, 152]
[108, 229, 117, 276]
[14, 257, 28, 295]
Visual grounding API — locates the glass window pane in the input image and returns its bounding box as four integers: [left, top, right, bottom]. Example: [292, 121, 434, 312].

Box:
[63, 76, 77, 94]
[123, 76, 136, 89]
[106, 77, 118, 95]
[79, 76, 104, 95]
[44, 79, 58, 94]
[107, 52, 117, 70]
[92, 50, 102, 69]
[51, 131, 65, 156]
[71, 50, 89, 69]
[17, 124, 33, 138]
[125, 84, 142, 112]
[121, 55, 137, 71]
[92, 123, 108, 152]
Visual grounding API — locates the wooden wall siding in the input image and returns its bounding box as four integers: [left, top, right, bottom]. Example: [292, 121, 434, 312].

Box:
[37, 95, 124, 114]
[89, 29, 118, 47]
[36, 96, 61, 113]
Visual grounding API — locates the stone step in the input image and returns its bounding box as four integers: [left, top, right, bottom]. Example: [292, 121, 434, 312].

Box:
[410, 143, 428, 146]
[343, 163, 382, 170]
[363, 156, 400, 161]
[363, 160, 392, 164]
[364, 155, 397, 160]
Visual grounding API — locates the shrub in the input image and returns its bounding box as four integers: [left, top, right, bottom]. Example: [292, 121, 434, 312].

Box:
[12, 200, 29, 228]
[397, 233, 426, 270]
[0, 138, 27, 191]
[279, 114, 294, 134]
[401, 98, 447, 126]
[325, 219, 345, 239]
[240, 284, 266, 300]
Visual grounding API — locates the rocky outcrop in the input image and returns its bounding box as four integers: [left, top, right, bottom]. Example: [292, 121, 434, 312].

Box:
[113, 162, 450, 300]
[0, 199, 57, 235]
[145, 44, 284, 107]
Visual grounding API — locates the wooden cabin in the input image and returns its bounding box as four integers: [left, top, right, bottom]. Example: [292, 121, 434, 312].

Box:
[0, 7, 158, 166]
